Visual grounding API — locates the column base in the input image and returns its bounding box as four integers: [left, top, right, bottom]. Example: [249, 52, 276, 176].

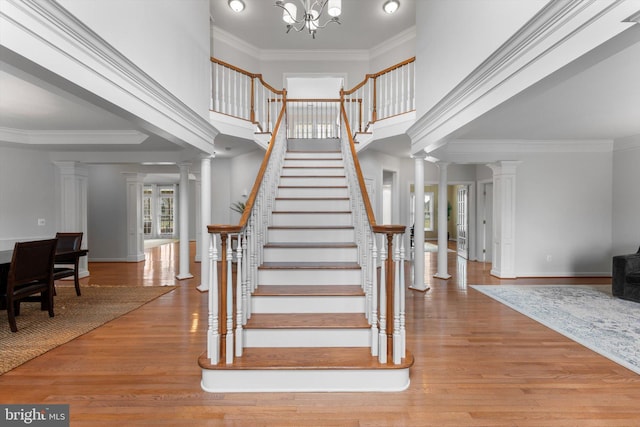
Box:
[196, 283, 209, 292]
[408, 285, 430, 292]
[433, 273, 451, 280]
[176, 273, 194, 280]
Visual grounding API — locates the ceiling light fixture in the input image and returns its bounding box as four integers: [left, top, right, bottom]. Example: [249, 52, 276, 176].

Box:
[383, 0, 399, 14]
[228, 0, 245, 13]
[275, 0, 341, 39]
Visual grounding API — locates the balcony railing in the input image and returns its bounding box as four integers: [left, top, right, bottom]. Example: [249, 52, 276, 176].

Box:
[341, 57, 415, 135]
[211, 58, 285, 133]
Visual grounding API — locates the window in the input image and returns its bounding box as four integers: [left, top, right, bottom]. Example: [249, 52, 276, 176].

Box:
[143, 184, 176, 238]
[410, 189, 434, 231]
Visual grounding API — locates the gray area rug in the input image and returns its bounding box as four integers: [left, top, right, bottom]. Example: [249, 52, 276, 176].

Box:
[471, 284, 640, 375]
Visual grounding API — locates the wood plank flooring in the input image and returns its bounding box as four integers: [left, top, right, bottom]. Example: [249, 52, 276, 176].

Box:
[1, 241, 639, 426]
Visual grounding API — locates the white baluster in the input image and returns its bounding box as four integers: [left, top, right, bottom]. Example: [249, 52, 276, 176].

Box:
[393, 234, 401, 364]
[400, 234, 406, 358]
[235, 233, 244, 357]
[370, 233, 379, 357]
[378, 238, 387, 364]
[207, 233, 219, 364]
[214, 63, 220, 111]
[226, 238, 234, 364]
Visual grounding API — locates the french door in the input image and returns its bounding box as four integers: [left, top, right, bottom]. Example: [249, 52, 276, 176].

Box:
[456, 186, 469, 259]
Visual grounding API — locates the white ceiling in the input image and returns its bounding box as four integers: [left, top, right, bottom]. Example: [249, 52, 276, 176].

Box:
[210, 0, 416, 50]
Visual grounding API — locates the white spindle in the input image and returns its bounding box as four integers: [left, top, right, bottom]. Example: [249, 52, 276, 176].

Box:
[378, 239, 387, 364]
[393, 234, 401, 364]
[207, 234, 220, 364]
[226, 239, 234, 364]
[400, 235, 406, 358]
[371, 233, 379, 357]
[235, 233, 244, 357]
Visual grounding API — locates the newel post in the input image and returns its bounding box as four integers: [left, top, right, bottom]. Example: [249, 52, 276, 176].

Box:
[208, 224, 242, 365]
[373, 224, 405, 363]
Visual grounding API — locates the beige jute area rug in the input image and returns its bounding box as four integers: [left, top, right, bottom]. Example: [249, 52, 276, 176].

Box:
[0, 285, 175, 374]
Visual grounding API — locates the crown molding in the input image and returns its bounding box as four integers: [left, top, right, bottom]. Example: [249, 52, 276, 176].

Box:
[446, 139, 614, 154]
[212, 26, 261, 59]
[614, 134, 640, 152]
[2, 0, 217, 153]
[408, 0, 640, 153]
[0, 127, 149, 145]
[369, 26, 416, 60]
[259, 48, 369, 62]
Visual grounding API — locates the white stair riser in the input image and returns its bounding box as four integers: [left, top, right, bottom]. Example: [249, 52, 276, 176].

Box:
[281, 167, 344, 177]
[251, 295, 365, 313]
[201, 368, 411, 393]
[283, 159, 344, 167]
[271, 212, 352, 227]
[285, 151, 342, 159]
[259, 268, 361, 286]
[268, 228, 355, 243]
[263, 247, 358, 263]
[279, 176, 347, 186]
[277, 187, 348, 198]
[274, 199, 351, 211]
[244, 328, 370, 348]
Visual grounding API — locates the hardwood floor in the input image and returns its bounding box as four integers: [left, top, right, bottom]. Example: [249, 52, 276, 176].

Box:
[1, 241, 639, 426]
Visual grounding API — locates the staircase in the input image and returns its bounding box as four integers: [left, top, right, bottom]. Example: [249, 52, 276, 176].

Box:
[199, 139, 413, 392]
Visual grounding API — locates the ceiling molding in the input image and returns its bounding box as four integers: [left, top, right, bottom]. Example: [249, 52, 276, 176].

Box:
[369, 26, 416, 60]
[212, 25, 372, 62]
[614, 134, 640, 152]
[2, 0, 218, 152]
[446, 139, 614, 154]
[408, 0, 639, 153]
[0, 127, 149, 145]
[212, 26, 261, 59]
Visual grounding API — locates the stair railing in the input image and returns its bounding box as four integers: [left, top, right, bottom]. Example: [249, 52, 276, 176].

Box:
[211, 57, 285, 133]
[339, 103, 408, 365]
[285, 99, 341, 139]
[341, 57, 415, 137]
[206, 99, 288, 365]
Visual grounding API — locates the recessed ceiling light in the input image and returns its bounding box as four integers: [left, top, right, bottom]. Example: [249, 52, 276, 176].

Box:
[228, 0, 245, 13]
[383, 0, 399, 14]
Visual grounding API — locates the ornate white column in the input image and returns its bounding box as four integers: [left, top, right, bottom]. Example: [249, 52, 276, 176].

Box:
[176, 162, 193, 280]
[123, 173, 145, 262]
[487, 161, 520, 279]
[54, 161, 89, 277]
[410, 155, 428, 291]
[435, 161, 451, 279]
[197, 155, 214, 292]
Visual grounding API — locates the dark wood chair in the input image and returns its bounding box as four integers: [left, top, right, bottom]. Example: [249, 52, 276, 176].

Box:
[53, 232, 84, 296]
[2, 238, 57, 332]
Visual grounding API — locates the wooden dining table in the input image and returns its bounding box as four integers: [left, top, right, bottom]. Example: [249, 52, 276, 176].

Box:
[0, 246, 88, 307]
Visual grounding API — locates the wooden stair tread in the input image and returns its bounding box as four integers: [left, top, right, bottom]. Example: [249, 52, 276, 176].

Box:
[259, 261, 360, 269]
[263, 242, 356, 248]
[275, 197, 349, 200]
[199, 347, 414, 370]
[254, 285, 364, 296]
[271, 210, 351, 214]
[278, 185, 348, 188]
[246, 313, 369, 329]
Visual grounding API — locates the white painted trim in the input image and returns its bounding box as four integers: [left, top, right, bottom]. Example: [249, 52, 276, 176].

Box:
[446, 139, 614, 154]
[212, 26, 261, 58]
[369, 26, 416, 60]
[201, 368, 410, 393]
[1, 0, 217, 153]
[0, 127, 148, 145]
[614, 135, 640, 152]
[260, 48, 369, 62]
[408, 0, 639, 154]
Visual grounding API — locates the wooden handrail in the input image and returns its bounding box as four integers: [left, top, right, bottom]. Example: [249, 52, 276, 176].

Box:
[211, 57, 256, 78]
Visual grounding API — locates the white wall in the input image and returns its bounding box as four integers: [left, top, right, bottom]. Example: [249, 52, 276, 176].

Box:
[515, 151, 613, 276]
[612, 136, 640, 256]
[0, 146, 57, 250]
[414, 0, 547, 116]
[59, 0, 212, 119]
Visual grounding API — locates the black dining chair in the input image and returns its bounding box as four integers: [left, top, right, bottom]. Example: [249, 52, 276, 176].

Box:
[53, 232, 84, 296]
[2, 239, 58, 332]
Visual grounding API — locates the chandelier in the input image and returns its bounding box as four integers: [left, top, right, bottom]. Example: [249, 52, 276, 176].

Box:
[274, 0, 342, 39]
